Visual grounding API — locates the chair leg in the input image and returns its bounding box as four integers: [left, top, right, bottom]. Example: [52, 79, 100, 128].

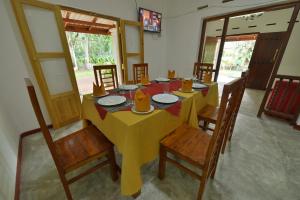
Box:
[210, 164, 217, 179]
[158, 146, 167, 180]
[197, 177, 207, 200]
[221, 131, 229, 154]
[107, 147, 118, 182]
[59, 174, 73, 200]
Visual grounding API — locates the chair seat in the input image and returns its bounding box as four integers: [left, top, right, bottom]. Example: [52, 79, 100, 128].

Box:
[198, 105, 219, 124]
[160, 124, 211, 166]
[54, 125, 113, 172]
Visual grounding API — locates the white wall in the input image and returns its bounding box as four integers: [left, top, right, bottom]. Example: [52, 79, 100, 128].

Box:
[278, 11, 300, 75]
[164, 0, 297, 78]
[0, 103, 19, 200]
[0, 0, 168, 133]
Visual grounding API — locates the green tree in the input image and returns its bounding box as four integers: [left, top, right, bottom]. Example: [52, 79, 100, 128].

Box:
[66, 32, 115, 70]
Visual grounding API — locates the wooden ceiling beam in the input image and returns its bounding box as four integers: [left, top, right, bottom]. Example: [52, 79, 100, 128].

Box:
[65, 26, 111, 35]
[64, 11, 71, 28]
[63, 18, 115, 29]
[90, 17, 98, 30]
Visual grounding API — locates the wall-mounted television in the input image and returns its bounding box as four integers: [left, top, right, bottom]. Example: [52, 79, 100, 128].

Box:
[139, 8, 162, 33]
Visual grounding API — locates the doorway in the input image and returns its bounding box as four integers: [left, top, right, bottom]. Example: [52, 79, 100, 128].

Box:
[218, 34, 257, 84]
[61, 8, 122, 96]
[198, 4, 298, 90]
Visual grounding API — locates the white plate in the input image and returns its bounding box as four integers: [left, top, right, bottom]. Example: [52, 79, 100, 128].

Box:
[97, 95, 126, 106]
[155, 77, 170, 82]
[192, 83, 207, 89]
[91, 92, 110, 98]
[179, 88, 195, 93]
[152, 94, 179, 104]
[131, 105, 155, 114]
[119, 84, 138, 90]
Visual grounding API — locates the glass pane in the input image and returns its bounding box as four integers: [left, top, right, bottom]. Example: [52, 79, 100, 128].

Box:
[23, 5, 63, 52]
[40, 58, 73, 95]
[125, 25, 140, 53]
[201, 19, 224, 68]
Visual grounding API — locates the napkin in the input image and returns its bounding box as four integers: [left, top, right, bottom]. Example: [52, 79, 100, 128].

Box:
[182, 79, 193, 92]
[93, 83, 106, 96]
[168, 70, 176, 79]
[134, 89, 150, 112]
[141, 75, 150, 85]
[203, 72, 212, 83]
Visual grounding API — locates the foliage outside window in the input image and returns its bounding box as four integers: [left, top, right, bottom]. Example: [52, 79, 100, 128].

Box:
[66, 32, 115, 70]
[221, 40, 256, 72]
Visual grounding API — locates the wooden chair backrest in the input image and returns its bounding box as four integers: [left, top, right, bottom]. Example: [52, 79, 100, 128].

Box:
[133, 63, 149, 84]
[266, 74, 300, 123]
[25, 78, 64, 173]
[236, 70, 250, 113]
[227, 70, 249, 135]
[93, 65, 119, 90]
[193, 63, 213, 81]
[204, 76, 245, 176]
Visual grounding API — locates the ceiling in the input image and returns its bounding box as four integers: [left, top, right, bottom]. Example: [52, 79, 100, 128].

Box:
[61, 10, 116, 35]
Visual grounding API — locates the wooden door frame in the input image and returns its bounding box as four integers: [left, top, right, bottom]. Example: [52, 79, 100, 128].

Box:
[197, 0, 300, 82]
[120, 20, 144, 83]
[59, 5, 124, 83]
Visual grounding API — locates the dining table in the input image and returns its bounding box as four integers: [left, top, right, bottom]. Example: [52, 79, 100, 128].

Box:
[81, 79, 218, 196]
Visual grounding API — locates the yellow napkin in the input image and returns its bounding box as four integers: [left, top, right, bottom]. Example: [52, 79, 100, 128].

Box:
[182, 79, 193, 92]
[204, 72, 212, 83]
[93, 83, 106, 96]
[168, 70, 176, 79]
[134, 89, 150, 112]
[141, 75, 150, 85]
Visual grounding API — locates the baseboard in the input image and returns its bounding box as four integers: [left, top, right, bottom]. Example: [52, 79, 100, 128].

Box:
[14, 137, 22, 200]
[20, 124, 52, 138]
[15, 124, 52, 200]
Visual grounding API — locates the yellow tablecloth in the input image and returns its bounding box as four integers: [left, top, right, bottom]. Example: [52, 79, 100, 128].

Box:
[81, 83, 218, 195]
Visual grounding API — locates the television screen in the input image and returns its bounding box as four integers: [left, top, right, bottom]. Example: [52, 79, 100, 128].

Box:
[139, 8, 162, 33]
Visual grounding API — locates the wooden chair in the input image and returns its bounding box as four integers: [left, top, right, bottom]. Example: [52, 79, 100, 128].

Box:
[158, 77, 245, 200]
[264, 75, 300, 124]
[133, 63, 148, 84]
[93, 65, 119, 90]
[25, 78, 118, 200]
[198, 71, 249, 153]
[193, 63, 213, 81]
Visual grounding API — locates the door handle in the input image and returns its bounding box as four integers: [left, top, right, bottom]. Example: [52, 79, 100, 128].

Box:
[271, 49, 279, 63]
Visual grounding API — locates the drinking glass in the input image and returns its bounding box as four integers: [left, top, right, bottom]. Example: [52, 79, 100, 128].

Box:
[163, 83, 169, 93]
[128, 90, 134, 106]
[193, 75, 198, 83]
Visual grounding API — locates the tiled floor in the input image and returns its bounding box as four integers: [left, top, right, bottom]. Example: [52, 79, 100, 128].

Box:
[20, 88, 300, 200]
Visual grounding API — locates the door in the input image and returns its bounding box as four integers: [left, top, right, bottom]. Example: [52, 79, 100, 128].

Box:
[120, 20, 144, 83]
[247, 32, 286, 90]
[12, 0, 81, 128]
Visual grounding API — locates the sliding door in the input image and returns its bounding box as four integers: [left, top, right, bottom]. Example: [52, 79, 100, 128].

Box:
[120, 20, 144, 83]
[12, 0, 81, 128]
